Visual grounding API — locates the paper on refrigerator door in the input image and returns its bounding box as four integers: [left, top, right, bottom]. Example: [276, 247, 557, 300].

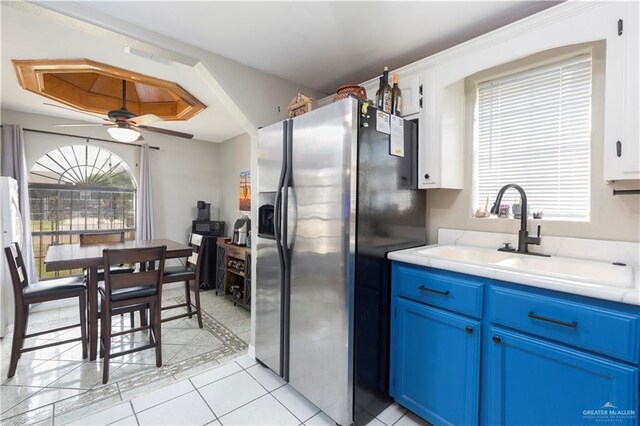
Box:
[390, 115, 405, 157]
[376, 111, 390, 134]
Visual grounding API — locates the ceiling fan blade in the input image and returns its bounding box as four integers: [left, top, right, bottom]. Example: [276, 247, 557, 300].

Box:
[128, 114, 162, 126]
[44, 102, 112, 122]
[137, 125, 193, 139]
[54, 123, 113, 127]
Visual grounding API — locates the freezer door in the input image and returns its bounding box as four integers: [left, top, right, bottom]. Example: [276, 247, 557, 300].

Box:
[256, 123, 286, 375]
[258, 121, 285, 193]
[288, 99, 358, 426]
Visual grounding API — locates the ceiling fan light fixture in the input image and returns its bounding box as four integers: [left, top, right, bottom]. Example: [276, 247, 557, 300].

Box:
[107, 126, 140, 143]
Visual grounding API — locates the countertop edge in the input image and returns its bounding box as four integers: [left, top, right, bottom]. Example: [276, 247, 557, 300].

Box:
[388, 247, 640, 306]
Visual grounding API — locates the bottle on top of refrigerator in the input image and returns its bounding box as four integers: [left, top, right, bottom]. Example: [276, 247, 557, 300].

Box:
[391, 73, 402, 116]
[375, 75, 384, 110]
[381, 67, 392, 113]
[376, 67, 392, 113]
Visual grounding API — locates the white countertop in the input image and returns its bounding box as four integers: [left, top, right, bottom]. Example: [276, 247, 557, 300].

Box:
[388, 244, 640, 306]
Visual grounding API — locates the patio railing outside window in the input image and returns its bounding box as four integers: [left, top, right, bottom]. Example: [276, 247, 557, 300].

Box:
[28, 145, 137, 280]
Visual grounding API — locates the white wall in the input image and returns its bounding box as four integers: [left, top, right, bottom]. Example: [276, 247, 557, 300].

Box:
[1, 109, 220, 244]
[217, 132, 251, 236]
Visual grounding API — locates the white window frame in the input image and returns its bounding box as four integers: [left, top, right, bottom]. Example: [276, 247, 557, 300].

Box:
[472, 49, 594, 222]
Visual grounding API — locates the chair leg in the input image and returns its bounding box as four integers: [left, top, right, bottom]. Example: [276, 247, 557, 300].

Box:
[129, 312, 135, 329]
[102, 307, 112, 384]
[7, 303, 26, 378]
[140, 308, 148, 327]
[79, 294, 88, 359]
[184, 281, 193, 319]
[194, 279, 203, 329]
[153, 300, 162, 367]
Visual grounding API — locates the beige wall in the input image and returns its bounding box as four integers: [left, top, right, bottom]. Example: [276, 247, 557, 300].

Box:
[1, 109, 220, 244]
[426, 43, 640, 244]
[217, 132, 251, 237]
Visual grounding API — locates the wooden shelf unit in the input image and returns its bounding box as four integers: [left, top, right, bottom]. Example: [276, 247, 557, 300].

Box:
[217, 243, 251, 310]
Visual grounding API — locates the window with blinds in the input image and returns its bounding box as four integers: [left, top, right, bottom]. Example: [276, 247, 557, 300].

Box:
[474, 54, 592, 220]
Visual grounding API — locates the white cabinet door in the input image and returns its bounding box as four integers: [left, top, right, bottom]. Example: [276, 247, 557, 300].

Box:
[396, 72, 422, 117]
[418, 70, 465, 190]
[604, 2, 640, 181]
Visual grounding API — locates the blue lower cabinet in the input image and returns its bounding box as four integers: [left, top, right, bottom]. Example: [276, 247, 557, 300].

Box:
[487, 326, 639, 426]
[391, 297, 481, 426]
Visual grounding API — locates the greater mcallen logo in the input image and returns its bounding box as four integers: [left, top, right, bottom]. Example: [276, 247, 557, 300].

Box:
[583, 402, 637, 422]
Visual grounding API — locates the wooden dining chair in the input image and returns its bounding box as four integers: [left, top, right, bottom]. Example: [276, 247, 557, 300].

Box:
[99, 245, 166, 384]
[79, 231, 140, 327]
[4, 243, 88, 378]
[161, 233, 204, 328]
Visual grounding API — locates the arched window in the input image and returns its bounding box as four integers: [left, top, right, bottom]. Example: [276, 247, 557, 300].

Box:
[29, 145, 136, 279]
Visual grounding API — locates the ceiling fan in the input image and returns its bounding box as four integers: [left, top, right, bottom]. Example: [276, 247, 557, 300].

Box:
[50, 80, 194, 142]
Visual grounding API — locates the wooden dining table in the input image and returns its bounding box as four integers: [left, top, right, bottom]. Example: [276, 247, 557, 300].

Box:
[45, 239, 192, 360]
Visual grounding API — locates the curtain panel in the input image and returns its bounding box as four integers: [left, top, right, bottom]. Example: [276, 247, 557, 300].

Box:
[1, 124, 38, 284]
[136, 143, 155, 240]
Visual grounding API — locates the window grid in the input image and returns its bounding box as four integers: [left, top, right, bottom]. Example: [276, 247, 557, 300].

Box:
[474, 54, 592, 220]
[28, 145, 136, 280]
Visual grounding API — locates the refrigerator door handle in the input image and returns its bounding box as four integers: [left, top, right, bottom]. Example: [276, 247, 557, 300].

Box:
[281, 118, 294, 381]
[273, 120, 288, 376]
[274, 120, 287, 256]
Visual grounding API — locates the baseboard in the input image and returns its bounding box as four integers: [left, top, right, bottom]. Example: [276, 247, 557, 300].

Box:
[248, 344, 255, 358]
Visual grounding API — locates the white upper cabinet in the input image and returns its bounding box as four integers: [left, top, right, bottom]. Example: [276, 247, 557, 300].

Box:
[395, 72, 422, 117]
[603, 2, 639, 181]
[418, 70, 464, 189]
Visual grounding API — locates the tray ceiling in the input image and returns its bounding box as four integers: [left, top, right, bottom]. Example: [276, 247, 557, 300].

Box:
[13, 59, 205, 121]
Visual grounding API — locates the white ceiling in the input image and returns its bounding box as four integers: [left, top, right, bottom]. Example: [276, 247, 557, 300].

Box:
[75, 1, 561, 94]
[0, 5, 246, 143]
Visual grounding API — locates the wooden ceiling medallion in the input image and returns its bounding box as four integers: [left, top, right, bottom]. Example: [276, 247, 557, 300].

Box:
[12, 58, 206, 121]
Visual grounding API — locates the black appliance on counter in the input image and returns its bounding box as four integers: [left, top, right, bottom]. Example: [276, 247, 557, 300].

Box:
[192, 220, 225, 236]
[191, 201, 225, 290]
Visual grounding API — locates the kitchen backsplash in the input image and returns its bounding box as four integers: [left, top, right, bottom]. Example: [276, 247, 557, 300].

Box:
[438, 228, 640, 267]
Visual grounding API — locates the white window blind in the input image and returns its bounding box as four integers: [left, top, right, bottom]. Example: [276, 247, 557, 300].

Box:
[474, 54, 592, 220]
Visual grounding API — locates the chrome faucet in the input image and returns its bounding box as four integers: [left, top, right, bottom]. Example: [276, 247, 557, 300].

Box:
[490, 184, 548, 256]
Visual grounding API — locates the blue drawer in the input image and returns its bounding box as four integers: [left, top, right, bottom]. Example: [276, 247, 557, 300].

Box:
[488, 286, 640, 364]
[393, 264, 483, 318]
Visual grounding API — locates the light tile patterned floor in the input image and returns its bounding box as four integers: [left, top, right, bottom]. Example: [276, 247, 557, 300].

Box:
[0, 287, 251, 425]
[65, 355, 430, 426]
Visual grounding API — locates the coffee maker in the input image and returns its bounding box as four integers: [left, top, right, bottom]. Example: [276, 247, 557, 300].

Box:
[232, 215, 251, 246]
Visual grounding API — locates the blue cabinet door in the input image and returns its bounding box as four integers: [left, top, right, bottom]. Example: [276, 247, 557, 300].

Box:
[391, 297, 481, 426]
[487, 326, 639, 426]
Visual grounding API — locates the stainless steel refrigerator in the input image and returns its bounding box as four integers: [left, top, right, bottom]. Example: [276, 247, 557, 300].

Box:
[256, 98, 426, 426]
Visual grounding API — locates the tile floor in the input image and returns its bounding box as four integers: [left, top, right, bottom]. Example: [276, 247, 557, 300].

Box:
[0, 287, 251, 425]
[67, 354, 430, 426]
[1, 286, 430, 426]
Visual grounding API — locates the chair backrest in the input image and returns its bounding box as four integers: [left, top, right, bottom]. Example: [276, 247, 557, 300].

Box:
[79, 232, 125, 246]
[4, 243, 29, 305]
[102, 246, 166, 303]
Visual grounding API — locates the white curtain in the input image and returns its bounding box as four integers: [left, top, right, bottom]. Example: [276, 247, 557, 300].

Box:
[136, 143, 155, 240]
[1, 124, 38, 284]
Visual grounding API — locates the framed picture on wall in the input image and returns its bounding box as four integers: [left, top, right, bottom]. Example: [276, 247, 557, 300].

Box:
[239, 171, 251, 211]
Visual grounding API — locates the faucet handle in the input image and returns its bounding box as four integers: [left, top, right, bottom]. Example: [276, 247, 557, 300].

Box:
[498, 242, 516, 252]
